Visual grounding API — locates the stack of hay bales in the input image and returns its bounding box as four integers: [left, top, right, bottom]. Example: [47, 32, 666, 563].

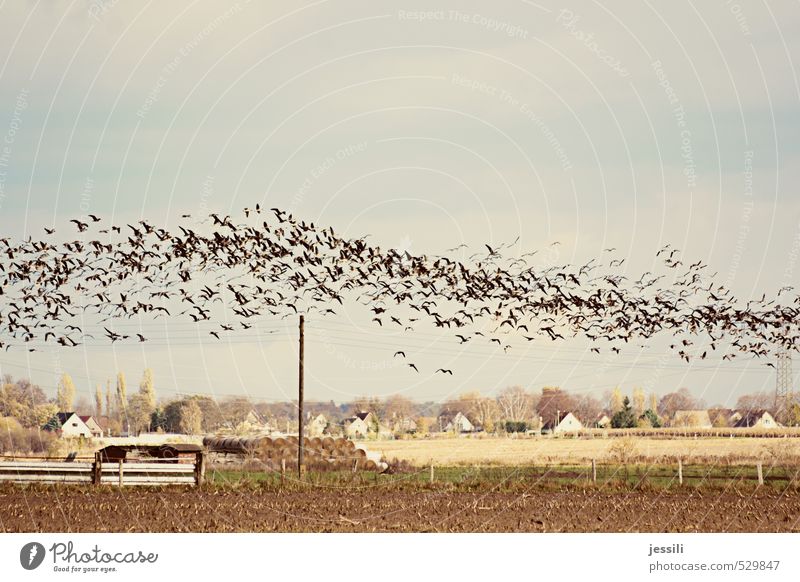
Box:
[202, 436, 385, 471]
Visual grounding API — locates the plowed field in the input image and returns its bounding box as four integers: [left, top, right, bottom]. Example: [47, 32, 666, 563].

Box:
[1, 485, 798, 532]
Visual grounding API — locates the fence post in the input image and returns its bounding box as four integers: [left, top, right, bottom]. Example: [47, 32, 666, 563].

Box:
[194, 452, 206, 486]
[591, 459, 597, 483]
[93, 451, 101, 486]
[430, 464, 435, 483]
[757, 462, 764, 486]
[118, 460, 124, 488]
[678, 458, 683, 485]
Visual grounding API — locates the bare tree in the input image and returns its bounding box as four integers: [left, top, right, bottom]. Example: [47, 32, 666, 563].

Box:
[458, 391, 500, 432]
[735, 391, 774, 413]
[573, 393, 603, 425]
[127, 393, 152, 435]
[177, 400, 203, 434]
[658, 387, 700, 419]
[384, 394, 415, 424]
[497, 385, 536, 422]
[536, 387, 577, 426]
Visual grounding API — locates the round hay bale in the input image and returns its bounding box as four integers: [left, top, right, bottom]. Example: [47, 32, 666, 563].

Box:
[203, 437, 220, 451]
[307, 437, 322, 449]
[272, 437, 287, 449]
[332, 445, 352, 459]
[364, 460, 377, 471]
[321, 437, 335, 451]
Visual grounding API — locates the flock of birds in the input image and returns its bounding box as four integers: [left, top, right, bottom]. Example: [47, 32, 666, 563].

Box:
[1, 207, 798, 374]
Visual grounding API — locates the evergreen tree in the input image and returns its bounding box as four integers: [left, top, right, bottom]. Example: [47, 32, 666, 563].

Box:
[639, 409, 662, 428]
[611, 396, 637, 428]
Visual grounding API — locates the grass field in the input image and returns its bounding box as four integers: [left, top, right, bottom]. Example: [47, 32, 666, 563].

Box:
[372, 436, 800, 466]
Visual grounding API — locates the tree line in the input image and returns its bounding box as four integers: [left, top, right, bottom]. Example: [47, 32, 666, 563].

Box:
[2, 371, 798, 438]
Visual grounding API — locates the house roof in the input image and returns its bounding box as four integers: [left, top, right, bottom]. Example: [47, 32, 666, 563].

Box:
[542, 412, 579, 431]
[55, 412, 78, 424]
[733, 410, 772, 428]
[354, 411, 371, 421]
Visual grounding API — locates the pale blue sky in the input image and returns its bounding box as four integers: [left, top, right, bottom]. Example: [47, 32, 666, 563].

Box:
[1, 0, 799, 408]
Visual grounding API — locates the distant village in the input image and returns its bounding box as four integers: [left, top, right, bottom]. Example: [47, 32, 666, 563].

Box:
[0, 370, 797, 451]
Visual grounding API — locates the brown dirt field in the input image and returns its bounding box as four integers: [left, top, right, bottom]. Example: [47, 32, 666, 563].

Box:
[375, 437, 800, 465]
[1, 485, 799, 532]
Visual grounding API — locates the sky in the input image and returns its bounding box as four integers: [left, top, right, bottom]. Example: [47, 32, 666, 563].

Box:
[0, 0, 799, 408]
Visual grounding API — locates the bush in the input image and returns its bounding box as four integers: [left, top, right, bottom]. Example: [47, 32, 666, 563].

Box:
[504, 421, 528, 433]
[0, 417, 57, 454]
[639, 409, 661, 428]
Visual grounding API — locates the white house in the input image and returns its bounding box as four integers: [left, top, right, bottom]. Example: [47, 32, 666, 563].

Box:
[734, 410, 780, 429]
[343, 412, 371, 438]
[595, 414, 611, 429]
[307, 413, 328, 437]
[79, 416, 104, 438]
[47, 412, 93, 438]
[343, 411, 393, 439]
[444, 412, 474, 433]
[543, 412, 583, 434]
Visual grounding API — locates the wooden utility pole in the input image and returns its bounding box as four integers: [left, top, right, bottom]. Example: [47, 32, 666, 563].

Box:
[298, 315, 305, 477]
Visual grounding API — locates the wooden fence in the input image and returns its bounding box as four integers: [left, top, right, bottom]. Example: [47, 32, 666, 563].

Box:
[423, 460, 796, 487]
[0, 455, 205, 486]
